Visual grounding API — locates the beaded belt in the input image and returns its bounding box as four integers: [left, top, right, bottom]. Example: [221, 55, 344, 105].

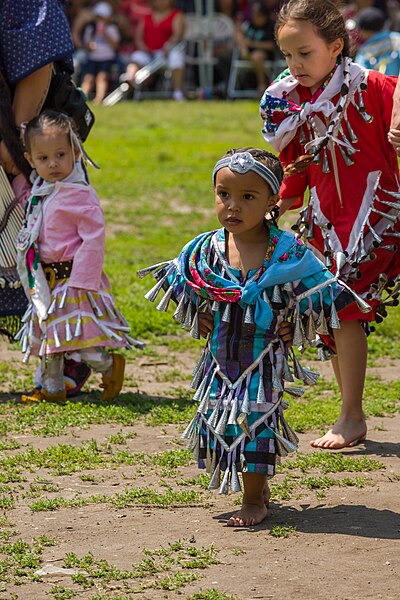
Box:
[42, 260, 73, 288]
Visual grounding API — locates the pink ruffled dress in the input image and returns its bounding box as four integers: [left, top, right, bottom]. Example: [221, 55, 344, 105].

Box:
[16, 165, 137, 360]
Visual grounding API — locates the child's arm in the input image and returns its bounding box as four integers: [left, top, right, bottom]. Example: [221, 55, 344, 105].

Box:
[277, 196, 299, 218]
[276, 138, 308, 213]
[67, 189, 106, 292]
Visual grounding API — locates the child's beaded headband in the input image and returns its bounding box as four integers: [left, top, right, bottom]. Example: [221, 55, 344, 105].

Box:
[212, 151, 280, 195]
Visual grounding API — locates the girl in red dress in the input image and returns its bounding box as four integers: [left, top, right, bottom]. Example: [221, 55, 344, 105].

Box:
[260, 0, 400, 450]
[121, 0, 185, 100]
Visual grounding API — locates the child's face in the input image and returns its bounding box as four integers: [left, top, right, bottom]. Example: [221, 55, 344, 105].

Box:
[25, 127, 78, 183]
[278, 19, 344, 94]
[215, 167, 278, 237]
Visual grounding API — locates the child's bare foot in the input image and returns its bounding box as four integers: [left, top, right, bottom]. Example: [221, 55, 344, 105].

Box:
[310, 417, 367, 449]
[227, 501, 268, 527]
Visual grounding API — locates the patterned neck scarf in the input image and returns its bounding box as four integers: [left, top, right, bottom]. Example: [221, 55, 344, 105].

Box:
[262, 61, 339, 135]
[175, 224, 327, 328]
[259, 57, 366, 152]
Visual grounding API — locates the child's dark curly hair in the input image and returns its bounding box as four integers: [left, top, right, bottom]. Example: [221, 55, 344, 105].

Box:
[224, 147, 284, 188]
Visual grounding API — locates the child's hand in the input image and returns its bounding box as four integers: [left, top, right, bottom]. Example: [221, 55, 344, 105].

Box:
[278, 320, 293, 348]
[388, 128, 400, 155]
[199, 312, 214, 338]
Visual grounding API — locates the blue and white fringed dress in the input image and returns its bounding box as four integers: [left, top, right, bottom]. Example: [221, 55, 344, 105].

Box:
[140, 224, 356, 494]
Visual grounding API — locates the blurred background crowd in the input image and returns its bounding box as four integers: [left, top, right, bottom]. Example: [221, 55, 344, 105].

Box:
[66, 0, 400, 103]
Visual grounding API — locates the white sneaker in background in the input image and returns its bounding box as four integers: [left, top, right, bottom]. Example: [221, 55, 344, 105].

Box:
[173, 90, 185, 101]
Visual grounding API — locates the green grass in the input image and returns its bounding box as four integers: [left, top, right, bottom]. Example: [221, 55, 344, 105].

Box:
[286, 375, 400, 433]
[279, 452, 384, 474]
[61, 539, 218, 594]
[0, 392, 196, 437]
[29, 486, 204, 512]
[0, 535, 57, 586]
[269, 524, 297, 538]
[0, 534, 219, 595]
[187, 591, 239, 600]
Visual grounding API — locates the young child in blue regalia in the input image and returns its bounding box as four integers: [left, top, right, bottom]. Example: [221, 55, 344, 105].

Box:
[140, 147, 365, 527]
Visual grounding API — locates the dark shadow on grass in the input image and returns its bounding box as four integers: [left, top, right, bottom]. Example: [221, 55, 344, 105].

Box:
[335, 439, 400, 459]
[214, 503, 400, 538]
[0, 392, 19, 404]
[0, 389, 194, 416]
[311, 436, 400, 459]
[71, 389, 194, 415]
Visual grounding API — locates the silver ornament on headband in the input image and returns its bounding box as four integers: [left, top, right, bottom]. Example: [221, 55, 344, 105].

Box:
[229, 152, 255, 173]
[212, 151, 281, 195]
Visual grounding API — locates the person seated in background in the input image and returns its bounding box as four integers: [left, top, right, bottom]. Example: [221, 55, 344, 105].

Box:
[354, 6, 400, 75]
[120, 0, 186, 101]
[117, 0, 152, 58]
[80, 2, 122, 104]
[71, 0, 132, 85]
[234, 1, 276, 95]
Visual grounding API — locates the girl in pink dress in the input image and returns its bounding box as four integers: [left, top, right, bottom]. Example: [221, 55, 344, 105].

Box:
[16, 110, 139, 402]
[260, 0, 400, 450]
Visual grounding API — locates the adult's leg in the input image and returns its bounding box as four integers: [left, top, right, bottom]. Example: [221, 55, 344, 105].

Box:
[80, 73, 95, 97]
[93, 71, 109, 104]
[168, 47, 185, 100]
[310, 320, 367, 449]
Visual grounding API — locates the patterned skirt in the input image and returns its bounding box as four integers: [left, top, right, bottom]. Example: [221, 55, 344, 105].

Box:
[16, 273, 135, 360]
[199, 404, 278, 477]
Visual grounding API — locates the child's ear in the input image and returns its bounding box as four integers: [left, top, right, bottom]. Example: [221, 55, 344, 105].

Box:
[24, 151, 35, 169]
[268, 193, 280, 208]
[74, 146, 80, 161]
[332, 37, 344, 58]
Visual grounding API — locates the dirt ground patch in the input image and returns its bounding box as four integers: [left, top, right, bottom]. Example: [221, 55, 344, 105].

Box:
[0, 341, 399, 599]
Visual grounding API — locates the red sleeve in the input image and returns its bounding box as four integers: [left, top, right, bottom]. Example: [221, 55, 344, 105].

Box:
[279, 135, 309, 210]
[365, 70, 397, 132]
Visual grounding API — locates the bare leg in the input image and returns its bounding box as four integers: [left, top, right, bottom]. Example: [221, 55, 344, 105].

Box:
[123, 62, 140, 86]
[171, 67, 184, 92]
[81, 73, 95, 98]
[330, 355, 343, 393]
[310, 320, 367, 449]
[93, 71, 109, 105]
[227, 472, 269, 527]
